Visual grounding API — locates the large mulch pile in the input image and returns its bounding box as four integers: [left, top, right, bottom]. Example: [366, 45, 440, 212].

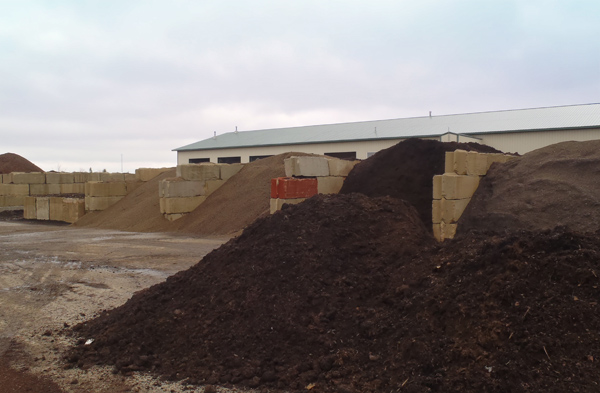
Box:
[0, 153, 43, 174]
[74, 152, 311, 236]
[339, 138, 501, 229]
[68, 193, 437, 392]
[458, 140, 600, 234]
[69, 192, 600, 392]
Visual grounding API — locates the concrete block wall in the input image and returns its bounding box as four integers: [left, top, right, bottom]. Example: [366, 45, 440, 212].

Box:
[159, 163, 245, 221]
[24, 196, 85, 223]
[271, 156, 359, 214]
[433, 150, 516, 241]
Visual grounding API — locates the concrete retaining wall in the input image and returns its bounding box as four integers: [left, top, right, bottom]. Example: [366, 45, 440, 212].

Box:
[433, 150, 516, 242]
[24, 196, 85, 223]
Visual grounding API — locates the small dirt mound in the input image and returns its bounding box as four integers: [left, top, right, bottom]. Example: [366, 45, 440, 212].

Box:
[69, 193, 436, 392]
[0, 153, 43, 174]
[458, 140, 600, 234]
[339, 139, 501, 230]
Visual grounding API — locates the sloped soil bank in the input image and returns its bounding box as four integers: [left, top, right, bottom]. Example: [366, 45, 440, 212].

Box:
[340, 138, 501, 230]
[68, 193, 436, 392]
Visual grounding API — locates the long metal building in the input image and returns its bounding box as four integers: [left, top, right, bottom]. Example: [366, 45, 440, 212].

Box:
[174, 103, 600, 164]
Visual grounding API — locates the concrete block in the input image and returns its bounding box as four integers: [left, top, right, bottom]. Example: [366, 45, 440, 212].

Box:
[327, 159, 358, 177]
[164, 213, 185, 221]
[466, 152, 489, 176]
[159, 179, 205, 198]
[177, 164, 220, 181]
[135, 168, 171, 182]
[433, 223, 442, 242]
[124, 173, 137, 182]
[88, 173, 102, 182]
[85, 182, 128, 197]
[432, 199, 442, 224]
[49, 197, 64, 221]
[317, 176, 344, 194]
[441, 174, 480, 200]
[85, 196, 124, 211]
[0, 184, 30, 196]
[441, 198, 471, 224]
[60, 183, 85, 195]
[433, 222, 458, 242]
[24, 197, 36, 219]
[73, 172, 90, 183]
[45, 172, 75, 184]
[452, 149, 468, 175]
[11, 172, 46, 184]
[445, 152, 454, 174]
[433, 175, 442, 200]
[36, 197, 50, 220]
[30, 184, 61, 196]
[285, 156, 330, 177]
[3, 196, 26, 207]
[204, 179, 225, 196]
[220, 163, 244, 180]
[61, 198, 86, 223]
[486, 153, 511, 170]
[270, 198, 306, 214]
[100, 173, 125, 182]
[159, 196, 206, 214]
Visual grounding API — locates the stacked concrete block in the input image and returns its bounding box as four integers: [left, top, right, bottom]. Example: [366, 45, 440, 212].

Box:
[316, 177, 345, 194]
[24, 196, 85, 223]
[285, 156, 330, 177]
[433, 150, 517, 241]
[269, 177, 318, 214]
[220, 163, 244, 180]
[177, 163, 221, 181]
[328, 159, 358, 177]
[36, 197, 50, 220]
[11, 172, 45, 184]
[23, 197, 36, 219]
[135, 168, 172, 182]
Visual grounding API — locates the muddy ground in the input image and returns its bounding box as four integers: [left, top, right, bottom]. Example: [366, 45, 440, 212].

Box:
[0, 220, 243, 392]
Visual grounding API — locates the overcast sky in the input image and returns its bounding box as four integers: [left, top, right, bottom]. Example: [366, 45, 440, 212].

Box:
[2, 0, 599, 172]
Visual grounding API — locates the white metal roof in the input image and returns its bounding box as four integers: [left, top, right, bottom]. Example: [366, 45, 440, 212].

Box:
[174, 103, 600, 151]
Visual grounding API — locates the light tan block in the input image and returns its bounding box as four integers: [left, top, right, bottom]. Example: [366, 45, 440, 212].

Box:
[49, 197, 64, 222]
[269, 198, 306, 214]
[432, 199, 442, 224]
[177, 164, 220, 181]
[433, 222, 458, 242]
[100, 173, 125, 182]
[327, 159, 358, 177]
[284, 156, 330, 177]
[204, 179, 225, 196]
[85, 196, 123, 211]
[159, 179, 205, 198]
[486, 153, 511, 170]
[135, 168, 171, 182]
[452, 149, 468, 175]
[30, 184, 61, 196]
[164, 213, 185, 221]
[433, 223, 442, 242]
[24, 197, 36, 219]
[60, 183, 85, 194]
[433, 175, 442, 200]
[0, 184, 30, 196]
[61, 198, 86, 223]
[85, 182, 127, 197]
[36, 197, 50, 220]
[441, 198, 471, 224]
[317, 176, 344, 194]
[88, 173, 102, 182]
[444, 152, 454, 173]
[441, 174, 480, 200]
[11, 172, 46, 184]
[124, 173, 137, 182]
[2, 173, 11, 184]
[45, 172, 75, 184]
[159, 196, 206, 214]
[466, 152, 489, 176]
[3, 196, 26, 206]
[73, 172, 90, 183]
[220, 164, 244, 180]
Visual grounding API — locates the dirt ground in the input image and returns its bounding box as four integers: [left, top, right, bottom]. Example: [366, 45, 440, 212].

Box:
[0, 220, 241, 392]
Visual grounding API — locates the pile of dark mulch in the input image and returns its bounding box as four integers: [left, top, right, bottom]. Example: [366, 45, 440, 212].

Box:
[339, 138, 501, 230]
[68, 193, 437, 392]
[0, 153, 43, 174]
[458, 140, 600, 234]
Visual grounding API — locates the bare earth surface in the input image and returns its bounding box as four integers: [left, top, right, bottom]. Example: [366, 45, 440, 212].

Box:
[0, 220, 236, 392]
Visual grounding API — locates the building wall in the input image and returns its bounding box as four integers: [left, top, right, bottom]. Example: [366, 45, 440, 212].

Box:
[176, 128, 600, 164]
[474, 128, 600, 154]
[176, 137, 438, 165]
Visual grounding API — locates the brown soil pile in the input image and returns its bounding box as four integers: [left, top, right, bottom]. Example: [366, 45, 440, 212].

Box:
[73, 169, 176, 232]
[74, 153, 311, 236]
[69, 193, 437, 392]
[0, 153, 43, 174]
[0, 361, 64, 393]
[458, 140, 600, 235]
[339, 138, 501, 229]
